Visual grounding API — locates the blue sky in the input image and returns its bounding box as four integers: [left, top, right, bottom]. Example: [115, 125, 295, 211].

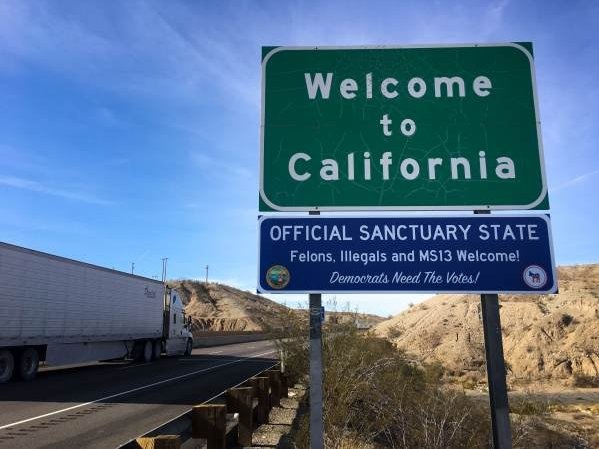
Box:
[1, 0, 597, 316]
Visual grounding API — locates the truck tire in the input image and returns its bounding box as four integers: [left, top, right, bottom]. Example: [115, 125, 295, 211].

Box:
[185, 339, 193, 356]
[143, 340, 153, 363]
[0, 349, 15, 383]
[152, 340, 161, 360]
[17, 348, 39, 381]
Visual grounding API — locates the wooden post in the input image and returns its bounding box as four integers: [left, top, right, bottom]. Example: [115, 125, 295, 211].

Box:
[254, 376, 270, 423]
[136, 436, 181, 449]
[191, 404, 226, 449]
[268, 369, 282, 407]
[226, 387, 254, 446]
[248, 377, 260, 398]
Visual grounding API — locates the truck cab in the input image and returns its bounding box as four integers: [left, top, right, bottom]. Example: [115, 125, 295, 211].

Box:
[163, 288, 193, 356]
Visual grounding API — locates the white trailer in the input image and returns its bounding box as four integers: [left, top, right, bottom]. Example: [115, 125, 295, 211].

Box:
[0, 241, 193, 383]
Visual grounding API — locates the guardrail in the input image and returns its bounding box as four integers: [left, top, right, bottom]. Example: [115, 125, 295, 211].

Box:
[117, 363, 292, 449]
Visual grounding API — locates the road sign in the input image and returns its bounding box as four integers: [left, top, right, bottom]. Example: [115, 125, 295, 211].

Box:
[260, 44, 547, 211]
[258, 215, 556, 293]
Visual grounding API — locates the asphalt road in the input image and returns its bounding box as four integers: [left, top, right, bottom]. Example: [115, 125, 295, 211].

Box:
[0, 340, 276, 449]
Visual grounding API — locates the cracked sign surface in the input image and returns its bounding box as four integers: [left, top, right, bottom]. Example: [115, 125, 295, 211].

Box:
[260, 44, 547, 211]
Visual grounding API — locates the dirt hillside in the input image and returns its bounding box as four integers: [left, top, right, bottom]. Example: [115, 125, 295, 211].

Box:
[170, 280, 290, 333]
[373, 264, 599, 383]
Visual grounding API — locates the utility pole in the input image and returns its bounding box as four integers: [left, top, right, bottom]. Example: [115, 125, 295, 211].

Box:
[205, 265, 209, 284]
[161, 257, 168, 283]
[131, 262, 135, 274]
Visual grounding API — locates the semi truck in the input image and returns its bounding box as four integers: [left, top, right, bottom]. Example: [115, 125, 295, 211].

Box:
[0, 241, 193, 383]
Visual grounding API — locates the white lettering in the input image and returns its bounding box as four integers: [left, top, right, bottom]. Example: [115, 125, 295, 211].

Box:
[407, 77, 427, 98]
[381, 77, 399, 99]
[289, 153, 311, 181]
[340, 78, 358, 99]
[434, 76, 466, 98]
[473, 76, 492, 97]
[496, 157, 516, 179]
[400, 158, 420, 180]
[305, 73, 333, 99]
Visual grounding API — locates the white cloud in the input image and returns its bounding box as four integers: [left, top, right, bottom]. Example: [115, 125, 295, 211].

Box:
[190, 152, 253, 179]
[0, 175, 113, 205]
[549, 168, 599, 193]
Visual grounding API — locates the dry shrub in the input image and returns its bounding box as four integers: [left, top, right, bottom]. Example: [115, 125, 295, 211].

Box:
[572, 373, 599, 388]
[264, 305, 309, 385]
[271, 312, 590, 448]
[275, 315, 491, 449]
[386, 324, 403, 339]
[510, 398, 550, 416]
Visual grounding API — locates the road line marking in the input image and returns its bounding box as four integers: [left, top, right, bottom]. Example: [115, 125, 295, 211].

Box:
[117, 363, 151, 370]
[0, 350, 276, 431]
[208, 350, 224, 354]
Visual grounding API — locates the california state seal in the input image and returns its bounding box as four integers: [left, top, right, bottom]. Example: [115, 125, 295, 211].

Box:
[266, 265, 290, 289]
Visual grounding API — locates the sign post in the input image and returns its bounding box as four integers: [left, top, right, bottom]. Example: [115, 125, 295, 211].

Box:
[475, 208, 512, 449]
[309, 292, 324, 449]
[481, 292, 513, 448]
[308, 211, 324, 449]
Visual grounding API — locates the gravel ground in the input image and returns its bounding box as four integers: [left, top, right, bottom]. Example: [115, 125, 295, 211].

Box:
[245, 385, 307, 449]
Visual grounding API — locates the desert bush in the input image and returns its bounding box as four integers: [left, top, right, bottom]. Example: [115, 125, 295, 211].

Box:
[560, 313, 574, 327]
[572, 373, 599, 388]
[510, 398, 550, 416]
[264, 306, 309, 384]
[270, 310, 588, 448]
[273, 314, 491, 448]
[321, 331, 491, 449]
[386, 325, 403, 339]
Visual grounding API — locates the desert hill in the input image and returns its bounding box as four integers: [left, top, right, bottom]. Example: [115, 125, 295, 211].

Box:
[373, 264, 599, 382]
[170, 280, 291, 333]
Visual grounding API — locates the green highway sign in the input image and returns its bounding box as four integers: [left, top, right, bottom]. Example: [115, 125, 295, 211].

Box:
[260, 44, 548, 211]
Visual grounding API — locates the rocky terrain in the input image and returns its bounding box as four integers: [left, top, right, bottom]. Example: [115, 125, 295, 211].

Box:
[170, 280, 291, 333]
[373, 264, 599, 383]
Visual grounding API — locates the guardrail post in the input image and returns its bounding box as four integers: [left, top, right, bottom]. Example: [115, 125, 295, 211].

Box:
[248, 377, 260, 398]
[226, 387, 254, 446]
[268, 370, 282, 407]
[254, 376, 270, 423]
[136, 435, 181, 449]
[281, 374, 289, 398]
[191, 404, 226, 449]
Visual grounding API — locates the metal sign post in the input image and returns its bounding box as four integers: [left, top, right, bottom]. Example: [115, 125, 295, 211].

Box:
[476, 209, 512, 449]
[309, 292, 324, 449]
[309, 211, 324, 449]
[481, 293, 513, 449]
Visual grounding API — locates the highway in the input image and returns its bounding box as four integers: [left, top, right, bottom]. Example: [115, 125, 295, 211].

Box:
[0, 340, 276, 449]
